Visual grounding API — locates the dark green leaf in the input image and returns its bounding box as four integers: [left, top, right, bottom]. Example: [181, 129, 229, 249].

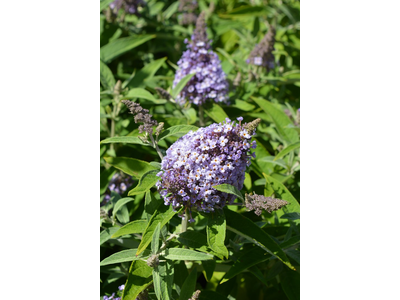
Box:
[224, 207, 295, 270]
[121, 260, 153, 300]
[111, 220, 148, 238]
[145, 191, 162, 222]
[179, 267, 197, 300]
[151, 223, 161, 254]
[158, 125, 198, 141]
[177, 231, 221, 258]
[103, 157, 158, 179]
[100, 35, 155, 63]
[128, 170, 160, 196]
[212, 184, 244, 202]
[274, 142, 300, 160]
[162, 248, 214, 261]
[100, 60, 116, 90]
[201, 260, 216, 282]
[171, 73, 196, 99]
[281, 269, 300, 300]
[128, 57, 167, 88]
[280, 212, 300, 221]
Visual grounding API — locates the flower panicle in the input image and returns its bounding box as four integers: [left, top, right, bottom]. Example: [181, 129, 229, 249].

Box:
[247, 26, 276, 71]
[245, 192, 289, 216]
[122, 100, 158, 135]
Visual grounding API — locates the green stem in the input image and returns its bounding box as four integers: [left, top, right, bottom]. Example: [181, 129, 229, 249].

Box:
[149, 134, 164, 160]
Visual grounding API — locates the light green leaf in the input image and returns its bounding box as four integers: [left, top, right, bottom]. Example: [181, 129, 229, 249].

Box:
[121, 260, 153, 300]
[252, 97, 299, 144]
[158, 124, 198, 141]
[182, 108, 197, 124]
[100, 60, 116, 90]
[171, 73, 196, 99]
[233, 99, 256, 111]
[100, 136, 149, 146]
[204, 103, 228, 123]
[275, 142, 300, 160]
[206, 210, 229, 259]
[213, 184, 244, 201]
[153, 261, 174, 300]
[257, 156, 287, 169]
[162, 248, 214, 261]
[100, 227, 120, 245]
[101, 35, 155, 63]
[104, 157, 158, 179]
[111, 220, 148, 238]
[100, 0, 114, 11]
[178, 267, 197, 300]
[224, 207, 295, 270]
[125, 88, 167, 104]
[145, 191, 162, 221]
[151, 223, 161, 254]
[100, 249, 151, 266]
[112, 197, 135, 219]
[128, 170, 160, 196]
[163, 1, 179, 19]
[136, 205, 179, 255]
[128, 57, 167, 88]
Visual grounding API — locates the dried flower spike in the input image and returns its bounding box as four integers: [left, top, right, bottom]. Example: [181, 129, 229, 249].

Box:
[245, 192, 289, 216]
[173, 12, 229, 106]
[156, 118, 258, 220]
[247, 26, 276, 72]
[122, 100, 158, 135]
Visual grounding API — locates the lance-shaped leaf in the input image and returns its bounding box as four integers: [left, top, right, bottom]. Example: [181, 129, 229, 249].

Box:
[103, 157, 158, 179]
[100, 35, 155, 63]
[100, 249, 151, 266]
[204, 103, 228, 123]
[100, 60, 115, 90]
[213, 184, 244, 202]
[153, 260, 174, 300]
[161, 248, 214, 261]
[112, 220, 148, 238]
[112, 197, 135, 219]
[100, 227, 120, 245]
[206, 210, 229, 259]
[122, 260, 153, 300]
[125, 88, 167, 104]
[136, 205, 179, 255]
[171, 73, 196, 99]
[274, 141, 300, 161]
[128, 170, 159, 196]
[100, 0, 115, 11]
[101, 136, 149, 146]
[178, 267, 198, 300]
[145, 191, 162, 222]
[157, 125, 198, 141]
[252, 97, 299, 144]
[127, 57, 167, 88]
[263, 173, 300, 223]
[224, 207, 295, 270]
[151, 223, 161, 254]
[177, 231, 221, 259]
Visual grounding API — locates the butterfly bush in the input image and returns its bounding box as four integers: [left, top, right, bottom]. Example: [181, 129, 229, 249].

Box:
[102, 172, 134, 205]
[102, 285, 125, 300]
[173, 12, 229, 106]
[109, 0, 146, 15]
[247, 26, 276, 71]
[156, 118, 260, 221]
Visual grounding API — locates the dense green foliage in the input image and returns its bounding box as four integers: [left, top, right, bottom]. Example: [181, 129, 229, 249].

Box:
[100, 0, 300, 299]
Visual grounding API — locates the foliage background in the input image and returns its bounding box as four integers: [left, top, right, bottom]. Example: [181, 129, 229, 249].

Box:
[100, 0, 300, 299]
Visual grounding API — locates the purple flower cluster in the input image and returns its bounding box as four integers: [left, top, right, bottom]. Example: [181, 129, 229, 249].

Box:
[156, 117, 257, 220]
[247, 26, 276, 71]
[178, 0, 198, 25]
[102, 172, 134, 205]
[109, 0, 145, 15]
[173, 12, 229, 106]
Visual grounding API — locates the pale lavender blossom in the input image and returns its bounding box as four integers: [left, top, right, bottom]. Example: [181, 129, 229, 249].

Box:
[109, 0, 145, 15]
[247, 26, 276, 72]
[173, 12, 229, 106]
[156, 118, 259, 220]
[102, 172, 134, 205]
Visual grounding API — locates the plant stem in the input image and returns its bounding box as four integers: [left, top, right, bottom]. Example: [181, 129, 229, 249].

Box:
[149, 134, 164, 160]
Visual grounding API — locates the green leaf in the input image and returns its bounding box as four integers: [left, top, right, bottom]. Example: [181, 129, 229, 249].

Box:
[100, 35, 155, 63]
[153, 261, 174, 300]
[213, 184, 244, 201]
[206, 210, 229, 259]
[179, 267, 198, 300]
[111, 220, 148, 238]
[145, 191, 162, 222]
[233, 99, 256, 111]
[151, 223, 161, 254]
[100, 227, 120, 245]
[128, 170, 160, 196]
[257, 156, 287, 169]
[182, 108, 197, 124]
[252, 97, 299, 144]
[101, 136, 149, 146]
[201, 260, 216, 282]
[222, 246, 270, 282]
[197, 290, 227, 300]
[204, 103, 228, 123]
[136, 205, 179, 255]
[158, 124, 198, 141]
[100, 60, 116, 90]
[112, 197, 135, 219]
[171, 73, 196, 99]
[122, 260, 153, 300]
[263, 173, 300, 220]
[163, 1, 179, 19]
[103, 157, 158, 179]
[125, 88, 167, 104]
[116, 204, 130, 224]
[220, 5, 269, 17]
[280, 212, 300, 221]
[281, 269, 300, 300]
[274, 142, 300, 160]
[224, 207, 295, 270]
[100, 0, 114, 11]
[100, 249, 151, 266]
[128, 57, 167, 88]
[162, 248, 214, 261]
